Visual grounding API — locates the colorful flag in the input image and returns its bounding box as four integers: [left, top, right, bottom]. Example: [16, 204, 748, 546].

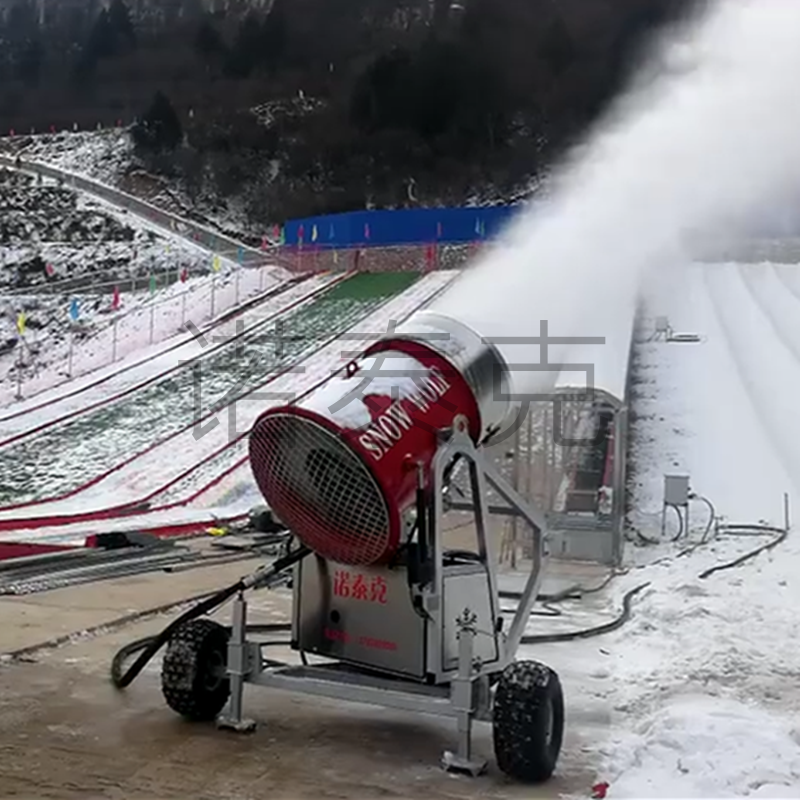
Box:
[69, 298, 79, 322]
[111, 285, 120, 310]
[311, 225, 318, 243]
[149, 274, 156, 294]
[16, 311, 26, 336]
[237, 247, 244, 264]
[426, 243, 436, 270]
[180, 266, 188, 283]
[279, 226, 286, 246]
[212, 254, 221, 272]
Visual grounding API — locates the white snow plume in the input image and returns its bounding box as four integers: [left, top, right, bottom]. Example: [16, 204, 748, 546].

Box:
[434, 0, 800, 396]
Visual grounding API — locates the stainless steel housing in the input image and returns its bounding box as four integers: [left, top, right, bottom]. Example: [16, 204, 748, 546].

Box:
[389, 311, 518, 443]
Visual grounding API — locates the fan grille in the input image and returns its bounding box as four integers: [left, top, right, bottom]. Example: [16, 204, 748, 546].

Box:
[249, 412, 392, 566]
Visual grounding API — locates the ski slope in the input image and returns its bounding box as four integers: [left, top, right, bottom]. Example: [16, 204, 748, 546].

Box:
[631, 262, 799, 528]
[0, 270, 456, 542]
[559, 261, 800, 798]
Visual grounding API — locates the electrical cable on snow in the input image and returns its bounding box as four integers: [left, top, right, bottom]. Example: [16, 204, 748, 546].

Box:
[698, 527, 788, 579]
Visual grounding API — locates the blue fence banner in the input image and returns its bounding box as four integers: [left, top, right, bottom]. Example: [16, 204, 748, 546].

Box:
[282, 205, 520, 248]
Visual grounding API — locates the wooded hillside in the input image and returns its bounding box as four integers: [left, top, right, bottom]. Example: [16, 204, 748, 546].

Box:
[0, 0, 695, 222]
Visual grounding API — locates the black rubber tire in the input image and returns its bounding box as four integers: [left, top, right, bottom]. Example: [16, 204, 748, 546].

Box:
[492, 660, 564, 783]
[161, 618, 231, 721]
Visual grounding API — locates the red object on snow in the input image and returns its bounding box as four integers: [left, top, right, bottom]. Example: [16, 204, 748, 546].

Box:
[45, 263, 55, 277]
[180, 266, 188, 283]
[111, 285, 120, 310]
[592, 782, 610, 799]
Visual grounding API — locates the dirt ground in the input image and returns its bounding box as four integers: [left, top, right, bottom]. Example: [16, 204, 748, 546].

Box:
[0, 552, 608, 800]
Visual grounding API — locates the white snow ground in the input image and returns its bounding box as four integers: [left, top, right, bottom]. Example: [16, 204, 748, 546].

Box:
[559, 261, 800, 798]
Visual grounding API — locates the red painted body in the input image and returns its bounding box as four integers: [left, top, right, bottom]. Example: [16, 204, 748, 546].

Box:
[249, 336, 483, 566]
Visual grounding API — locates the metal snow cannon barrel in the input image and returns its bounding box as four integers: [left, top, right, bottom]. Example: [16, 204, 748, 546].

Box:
[248, 311, 515, 567]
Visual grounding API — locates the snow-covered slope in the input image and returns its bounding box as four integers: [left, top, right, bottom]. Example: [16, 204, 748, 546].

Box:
[0, 166, 280, 400]
[569, 261, 800, 798]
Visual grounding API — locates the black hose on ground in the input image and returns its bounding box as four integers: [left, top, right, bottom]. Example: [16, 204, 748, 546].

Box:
[111, 546, 309, 690]
[111, 624, 293, 687]
[519, 582, 651, 644]
[111, 580, 245, 689]
[698, 527, 788, 579]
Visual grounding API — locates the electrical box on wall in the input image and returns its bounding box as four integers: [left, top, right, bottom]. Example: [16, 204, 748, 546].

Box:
[664, 474, 690, 507]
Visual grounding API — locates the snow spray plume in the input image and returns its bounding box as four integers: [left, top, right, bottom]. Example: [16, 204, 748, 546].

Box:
[434, 0, 800, 397]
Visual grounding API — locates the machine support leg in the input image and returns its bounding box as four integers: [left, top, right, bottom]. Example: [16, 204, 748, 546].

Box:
[217, 591, 257, 733]
[442, 610, 487, 777]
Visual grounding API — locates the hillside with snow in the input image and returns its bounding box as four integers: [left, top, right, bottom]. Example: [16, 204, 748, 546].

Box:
[0, 163, 281, 399]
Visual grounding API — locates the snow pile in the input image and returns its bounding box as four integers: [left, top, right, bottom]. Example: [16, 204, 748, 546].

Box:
[629, 262, 794, 531]
[588, 527, 800, 797]
[609, 696, 800, 798]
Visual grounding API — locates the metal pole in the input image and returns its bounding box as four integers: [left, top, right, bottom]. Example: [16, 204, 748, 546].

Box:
[525, 406, 534, 500]
[67, 328, 74, 378]
[785, 492, 791, 531]
[235, 266, 240, 306]
[112, 317, 118, 362]
[510, 425, 521, 570]
[181, 289, 187, 327]
[211, 275, 216, 318]
[15, 344, 22, 400]
[149, 301, 155, 344]
[548, 404, 558, 510]
[524, 406, 534, 560]
[259, 266, 264, 291]
[543, 405, 551, 512]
